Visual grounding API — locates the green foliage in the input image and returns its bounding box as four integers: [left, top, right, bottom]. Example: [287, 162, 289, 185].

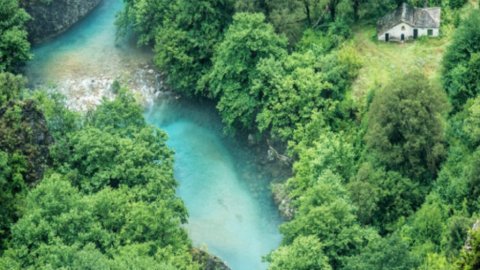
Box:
[88, 88, 145, 135]
[264, 0, 307, 43]
[116, 0, 172, 45]
[0, 72, 24, 107]
[449, 0, 467, 9]
[287, 130, 356, 200]
[254, 51, 345, 141]
[0, 0, 31, 72]
[365, 72, 448, 181]
[404, 197, 447, 248]
[27, 90, 79, 139]
[253, 44, 359, 142]
[348, 163, 424, 232]
[234, 0, 267, 12]
[0, 74, 52, 251]
[264, 0, 355, 43]
[267, 235, 332, 270]
[106, 1, 480, 269]
[0, 99, 53, 183]
[418, 253, 453, 270]
[457, 227, 480, 270]
[203, 12, 287, 131]
[119, 0, 235, 95]
[153, 0, 235, 95]
[343, 234, 418, 270]
[254, 55, 331, 141]
[0, 91, 199, 269]
[1, 175, 196, 269]
[443, 10, 480, 111]
[281, 170, 376, 268]
[0, 150, 26, 250]
[435, 96, 480, 213]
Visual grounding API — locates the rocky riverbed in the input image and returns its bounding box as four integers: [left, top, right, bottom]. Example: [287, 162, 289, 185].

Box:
[29, 63, 169, 111]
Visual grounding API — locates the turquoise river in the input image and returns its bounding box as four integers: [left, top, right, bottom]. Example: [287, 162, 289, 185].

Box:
[25, 0, 283, 269]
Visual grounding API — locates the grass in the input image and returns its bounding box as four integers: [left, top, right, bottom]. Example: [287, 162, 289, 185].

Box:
[349, 0, 479, 105]
[349, 24, 452, 103]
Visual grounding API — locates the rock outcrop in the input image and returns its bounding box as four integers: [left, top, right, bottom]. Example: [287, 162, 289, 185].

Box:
[192, 248, 231, 270]
[21, 0, 102, 44]
[0, 100, 53, 183]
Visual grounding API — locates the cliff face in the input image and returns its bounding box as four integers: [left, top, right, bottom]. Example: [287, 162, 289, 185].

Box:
[0, 100, 53, 183]
[21, 0, 102, 44]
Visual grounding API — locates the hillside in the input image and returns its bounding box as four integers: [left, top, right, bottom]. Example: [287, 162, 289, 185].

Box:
[351, 1, 478, 105]
[351, 25, 451, 102]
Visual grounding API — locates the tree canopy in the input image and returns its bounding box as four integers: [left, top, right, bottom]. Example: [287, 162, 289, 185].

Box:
[0, 0, 31, 72]
[443, 10, 480, 111]
[365, 72, 448, 181]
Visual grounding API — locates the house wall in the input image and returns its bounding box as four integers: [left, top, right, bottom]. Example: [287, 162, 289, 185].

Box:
[378, 23, 439, 42]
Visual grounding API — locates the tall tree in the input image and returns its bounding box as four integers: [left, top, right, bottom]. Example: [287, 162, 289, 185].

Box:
[0, 0, 31, 72]
[116, 0, 173, 45]
[443, 10, 480, 111]
[154, 0, 235, 95]
[0, 74, 53, 250]
[267, 235, 332, 270]
[280, 170, 376, 268]
[365, 72, 448, 181]
[202, 12, 287, 131]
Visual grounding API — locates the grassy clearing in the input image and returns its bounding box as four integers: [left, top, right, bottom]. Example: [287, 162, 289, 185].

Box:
[349, 1, 479, 106]
[349, 24, 452, 104]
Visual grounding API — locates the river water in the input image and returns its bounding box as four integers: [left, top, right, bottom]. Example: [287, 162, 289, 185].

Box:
[25, 0, 282, 269]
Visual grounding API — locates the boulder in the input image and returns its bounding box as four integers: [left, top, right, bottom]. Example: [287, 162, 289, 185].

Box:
[21, 0, 102, 44]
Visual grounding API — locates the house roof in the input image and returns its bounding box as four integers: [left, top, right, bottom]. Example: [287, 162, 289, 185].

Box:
[377, 3, 441, 35]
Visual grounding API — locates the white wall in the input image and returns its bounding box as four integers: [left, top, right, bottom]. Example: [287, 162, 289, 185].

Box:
[378, 23, 439, 41]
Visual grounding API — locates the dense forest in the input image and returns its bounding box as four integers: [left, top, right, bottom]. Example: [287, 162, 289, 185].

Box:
[1, 0, 480, 269]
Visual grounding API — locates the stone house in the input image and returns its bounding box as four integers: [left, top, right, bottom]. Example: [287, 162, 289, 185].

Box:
[377, 3, 441, 42]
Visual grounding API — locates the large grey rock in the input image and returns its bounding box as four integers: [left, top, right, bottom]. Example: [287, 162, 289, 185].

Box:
[21, 0, 102, 44]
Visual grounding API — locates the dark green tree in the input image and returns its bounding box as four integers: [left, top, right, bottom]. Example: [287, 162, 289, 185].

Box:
[443, 10, 480, 111]
[255, 46, 359, 142]
[281, 170, 376, 268]
[365, 72, 448, 181]
[0, 0, 31, 72]
[0, 72, 24, 107]
[267, 235, 332, 270]
[116, 0, 173, 45]
[0, 74, 52, 250]
[154, 0, 235, 95]
[203, 12, 287, 131]
[343, 234, 418, 270]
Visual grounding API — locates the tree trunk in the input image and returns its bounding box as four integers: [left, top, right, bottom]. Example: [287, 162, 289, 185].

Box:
[303, 0, 312, 26]
[329, 0, 337, 21]
[353, 0, 360, 21]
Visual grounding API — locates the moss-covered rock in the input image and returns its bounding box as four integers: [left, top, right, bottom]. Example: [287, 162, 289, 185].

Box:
[192, 248, 231, 270]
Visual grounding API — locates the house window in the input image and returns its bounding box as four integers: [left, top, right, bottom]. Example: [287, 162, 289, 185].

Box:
[428, 29, 433, 36]
[401, 26, 406, 31]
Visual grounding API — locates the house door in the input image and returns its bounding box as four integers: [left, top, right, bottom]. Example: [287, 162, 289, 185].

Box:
[413, 29, 418, 39]
[401, 34, 405, 41]
[385, 33, 389, 42]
